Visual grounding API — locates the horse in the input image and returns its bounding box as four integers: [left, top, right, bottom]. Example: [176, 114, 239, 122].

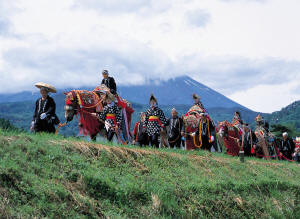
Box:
[253, 127, 280, 160]
[64, 87, 134, 144]
[183, 105, 218, 151]
[218, 121, 243, 156]
[64, 90, 104, 141]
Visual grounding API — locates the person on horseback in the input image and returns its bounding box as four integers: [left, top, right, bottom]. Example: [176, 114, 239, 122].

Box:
[132, 112, 149, 146]
[101, 70, 117, 95]
[232, 111, 244, 126]
[165, 108, 184, 149]
[279, 132, 295, 161]
[145, 94, 167, 148]
[97, 93, 122, 142]
[31, 82, 59, 134]
[193, 94, 204, 109]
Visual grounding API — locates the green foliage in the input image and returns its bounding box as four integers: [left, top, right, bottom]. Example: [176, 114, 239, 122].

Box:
[0, 131, 299, 218]
[0, 118, 19, 131]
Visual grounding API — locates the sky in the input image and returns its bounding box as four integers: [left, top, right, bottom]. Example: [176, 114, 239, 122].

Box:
[0, 0, 300, 113]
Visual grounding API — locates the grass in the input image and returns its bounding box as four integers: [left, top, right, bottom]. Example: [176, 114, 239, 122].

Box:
[0, 129, 299, 218]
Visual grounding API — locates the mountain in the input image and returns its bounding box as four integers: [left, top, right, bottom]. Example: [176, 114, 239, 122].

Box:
[267, 100, 300, 130]
[0, 76, 247, 110]
[117, 76, 247, 109]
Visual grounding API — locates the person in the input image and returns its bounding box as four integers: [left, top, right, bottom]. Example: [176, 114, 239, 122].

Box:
[279, 132, 295, 161]
[232, 111, 243, 126]
[101, 70, 117, 95]
[193, 94, 204, 109]
[31, 82, 59, 133]
[132, 112, 148, 146]
[145, 94, 167, 148]
[292, 147, 300, 162]
[195, 113, 214, 151]
[243, 124, 257, 156]
[165, 108, 184, 149]
[97, 93, 122, 142]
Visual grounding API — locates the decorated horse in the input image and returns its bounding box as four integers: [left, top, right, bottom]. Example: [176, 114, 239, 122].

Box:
[63, 85, 134, 144]
[218, 121, 244, 156]
[253, 126, 281, 160]
[253, 115, 280, 160]
[183, 105, 217, 151]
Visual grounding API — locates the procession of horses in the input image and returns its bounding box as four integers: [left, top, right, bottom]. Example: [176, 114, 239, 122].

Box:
[31, 70, 300, 163]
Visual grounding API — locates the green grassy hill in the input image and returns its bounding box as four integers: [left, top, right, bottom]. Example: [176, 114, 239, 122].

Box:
[0, 130, 299, 218]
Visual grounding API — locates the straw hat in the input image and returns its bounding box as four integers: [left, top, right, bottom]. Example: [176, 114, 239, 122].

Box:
[35, 82, 57, 93]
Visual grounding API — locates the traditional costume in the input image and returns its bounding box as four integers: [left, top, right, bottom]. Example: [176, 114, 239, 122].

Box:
[98, 93, 122, 141]
[166, 112, 184, 149]
[32, 82, 59, 133]
[132, 113, 148, 146]
[280, 134, 295, 161]
[196, 113, 214, 150]
[145, 94, 167, 148]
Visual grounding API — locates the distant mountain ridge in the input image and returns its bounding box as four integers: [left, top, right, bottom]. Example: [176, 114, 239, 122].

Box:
[0, 76, 248, 110]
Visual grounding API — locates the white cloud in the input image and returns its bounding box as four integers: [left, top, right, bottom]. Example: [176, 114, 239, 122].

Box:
[229, 81, 300, 113]
[0, 0, 299, 112]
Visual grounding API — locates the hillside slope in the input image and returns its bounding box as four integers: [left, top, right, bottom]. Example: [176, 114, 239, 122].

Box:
[268, 100, 300, 130]
[0, 131, 299, 218]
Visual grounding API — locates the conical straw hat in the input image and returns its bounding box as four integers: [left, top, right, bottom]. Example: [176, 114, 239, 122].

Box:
[35, 82, 57, 93]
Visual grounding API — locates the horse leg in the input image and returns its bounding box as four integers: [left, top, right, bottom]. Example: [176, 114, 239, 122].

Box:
[91, 133, 97, 142]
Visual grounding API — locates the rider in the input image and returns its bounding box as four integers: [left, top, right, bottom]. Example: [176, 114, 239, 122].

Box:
[101, 70, 117, 95]
[132, 112, 148, 146]
[193, 94, 205, 109]
[232, 111, 243, 126]
[165, 108, 185, 149]
[97, 93, 122, 142]
[144, 94, 167, 148]
[31, 82, 59, 133]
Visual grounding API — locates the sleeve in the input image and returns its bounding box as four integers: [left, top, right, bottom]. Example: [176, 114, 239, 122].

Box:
[116, 107, 122, 125]
[45, 98, 56, 116]
[111, 77, 117, 93]
[32, 100, 39, 122]
[98, 107, 107, 121]
[279, 140, 283, 153]
[159, 109, 167, 126]
[290, 139, 295, 152]
[133, 122, 139, 138]
[180, 118, 185, 132]
[209, 120, 215, 132]
[165, 118, 170, 127]
[144, 109, 150, 127]
[101, 78, 105, 85]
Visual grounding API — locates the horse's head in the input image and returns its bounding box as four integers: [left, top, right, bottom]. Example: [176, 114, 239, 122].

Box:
[218, 121, 229, 138]
[64, 91, 79, 122]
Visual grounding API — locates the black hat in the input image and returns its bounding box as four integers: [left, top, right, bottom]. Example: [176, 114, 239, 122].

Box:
[102, 70, 109, 75]
[149, 93, 157, 103]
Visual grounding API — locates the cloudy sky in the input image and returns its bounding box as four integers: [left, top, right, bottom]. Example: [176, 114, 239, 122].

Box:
[0, 0, 300, 113]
